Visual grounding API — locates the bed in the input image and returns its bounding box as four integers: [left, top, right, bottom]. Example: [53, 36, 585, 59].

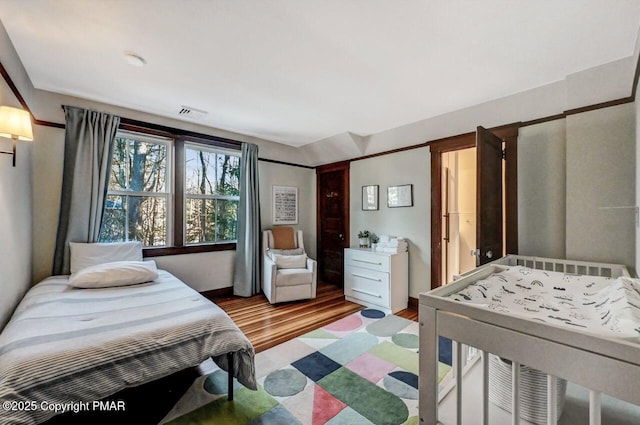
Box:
[418, 255, 640, 425]
[0, 264, 256, 425]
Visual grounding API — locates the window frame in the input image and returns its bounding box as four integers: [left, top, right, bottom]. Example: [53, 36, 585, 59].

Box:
[111, 124, 242, 257]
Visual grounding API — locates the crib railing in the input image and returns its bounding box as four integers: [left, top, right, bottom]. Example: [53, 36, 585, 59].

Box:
[454, 255, 630, 280]
[420, 308, 639, 425]
[419, 255, 636, 425]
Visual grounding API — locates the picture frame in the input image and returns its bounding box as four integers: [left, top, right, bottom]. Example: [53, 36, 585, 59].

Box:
[362, 185, 379, 211]
[387, 184, 413, 208]
[273, 185, 298, 224]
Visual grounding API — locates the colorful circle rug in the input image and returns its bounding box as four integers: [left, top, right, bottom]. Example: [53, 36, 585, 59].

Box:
[161, 309, 451, 425]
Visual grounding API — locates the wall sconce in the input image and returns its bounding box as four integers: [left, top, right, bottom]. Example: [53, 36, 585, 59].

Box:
[0, 106, 33, 167]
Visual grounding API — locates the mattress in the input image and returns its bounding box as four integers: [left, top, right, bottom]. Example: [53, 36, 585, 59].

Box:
[447, 266, 640, 341]
[0, 270, 256, 425]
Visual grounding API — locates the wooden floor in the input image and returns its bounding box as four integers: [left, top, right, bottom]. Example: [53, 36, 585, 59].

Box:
[211, 282, 418, 353]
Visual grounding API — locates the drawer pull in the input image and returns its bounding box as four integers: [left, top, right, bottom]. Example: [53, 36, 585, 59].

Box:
[353, 258, 383, 266]
[353, 288, 382, 298]
[351, 272, 382, 282]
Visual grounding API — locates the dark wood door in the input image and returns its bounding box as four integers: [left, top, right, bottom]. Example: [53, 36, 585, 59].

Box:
[476, 126, 503, 266]
[316, 162, 350, 286]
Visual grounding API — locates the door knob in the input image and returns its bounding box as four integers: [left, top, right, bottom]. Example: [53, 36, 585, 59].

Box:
[485, 250, 493, 259]
[339, 233, 345, 241]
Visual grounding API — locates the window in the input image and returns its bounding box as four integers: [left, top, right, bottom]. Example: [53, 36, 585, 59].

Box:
[99, 130, 242, 251]
[100, 132, 172, 246]
[184, 144, 240, 244]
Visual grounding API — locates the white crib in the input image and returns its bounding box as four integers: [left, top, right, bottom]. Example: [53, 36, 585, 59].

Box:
[419, 255, 638, 425]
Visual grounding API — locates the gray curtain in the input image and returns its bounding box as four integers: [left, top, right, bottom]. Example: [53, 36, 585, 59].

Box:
[52, 106, 121, 275]
[233, 143, 261, 296]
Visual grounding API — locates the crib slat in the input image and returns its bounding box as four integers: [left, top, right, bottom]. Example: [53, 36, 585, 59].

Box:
[547, 375, 557, 425]
[512, 361, 520, 425]
[482, 350, 489, 425]
[589, 390, 601, 425]
[418, 306, 438, 425]
[455, 341, 463, 425]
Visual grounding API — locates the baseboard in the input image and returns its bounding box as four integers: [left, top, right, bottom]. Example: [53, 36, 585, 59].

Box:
[200, 286, 233, 300]
[408, 296, 418, 311]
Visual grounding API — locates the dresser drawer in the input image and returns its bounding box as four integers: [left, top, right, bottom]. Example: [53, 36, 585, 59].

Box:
[344, 265, 390, 308]
[344, 249, 390, 272]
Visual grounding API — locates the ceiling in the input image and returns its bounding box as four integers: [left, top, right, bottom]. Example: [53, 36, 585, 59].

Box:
[1, 1, 640, 147]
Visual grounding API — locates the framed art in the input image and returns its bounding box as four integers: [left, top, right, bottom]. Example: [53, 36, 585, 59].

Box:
[273, 185, 298, 224]
[387, 184, 413, 208]
[362, 185, 379, 211]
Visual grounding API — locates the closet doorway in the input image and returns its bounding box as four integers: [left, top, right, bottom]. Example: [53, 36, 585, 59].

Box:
[430, 125, 519, 288]
[441, 147, 477, 284]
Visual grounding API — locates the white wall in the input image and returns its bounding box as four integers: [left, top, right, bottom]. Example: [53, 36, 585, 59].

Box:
[258, 161, 316, 259]
[635, 27, 640, 276]
[0, 21, 33, 328]
[517, 119, 567, 258]
[633, 29, 640, 274]
[637, 89, 640, 275]
[153, 251, 236, 292]
[0, 78, 33, 328]
[301, 57, 636, 167]
[349, 147, 430, 298]
[517, 104, 635, 268]
[31, 125, 64, 282]
[566, 103, 636, 267]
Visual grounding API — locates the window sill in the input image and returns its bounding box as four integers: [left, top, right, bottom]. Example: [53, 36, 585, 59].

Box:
[143, 243, 237, 257]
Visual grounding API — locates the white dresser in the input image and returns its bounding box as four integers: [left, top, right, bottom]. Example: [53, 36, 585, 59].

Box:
[344, 248, 408, 314]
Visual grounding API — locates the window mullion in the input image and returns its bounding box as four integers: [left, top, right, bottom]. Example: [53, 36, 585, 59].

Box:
[184, 194, 218, 200]
[108, 190, 169, 197]
[174, 138, 185, 247]
[214, 198, 219, 243]
[124, 195, 129, 242]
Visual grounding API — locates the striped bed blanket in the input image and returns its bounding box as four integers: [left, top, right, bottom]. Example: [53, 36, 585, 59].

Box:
[0, 270, 256, 425]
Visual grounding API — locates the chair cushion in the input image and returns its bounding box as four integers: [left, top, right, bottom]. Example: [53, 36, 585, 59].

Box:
[271, 253, 307, 269]
[272, 226, 296, 249]
[276, 268, 313, 286]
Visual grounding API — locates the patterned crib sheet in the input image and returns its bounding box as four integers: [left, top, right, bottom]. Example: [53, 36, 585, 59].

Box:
[447, 266, 640, 340]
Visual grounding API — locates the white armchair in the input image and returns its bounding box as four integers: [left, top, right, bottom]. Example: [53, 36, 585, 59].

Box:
[262, 229, 317, 304]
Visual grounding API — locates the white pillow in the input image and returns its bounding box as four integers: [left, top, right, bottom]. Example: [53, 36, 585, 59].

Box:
[268, 248, 305, 256]
[69, 260, 159, 288]
[69, 241, 143, 274]
[271, 254, 308, 269]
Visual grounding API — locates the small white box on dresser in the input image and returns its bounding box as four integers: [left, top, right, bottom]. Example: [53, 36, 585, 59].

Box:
[344, 247, 408, 314]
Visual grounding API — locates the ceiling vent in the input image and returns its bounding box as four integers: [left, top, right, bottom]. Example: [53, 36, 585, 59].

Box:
[178, 105, 208, 119]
